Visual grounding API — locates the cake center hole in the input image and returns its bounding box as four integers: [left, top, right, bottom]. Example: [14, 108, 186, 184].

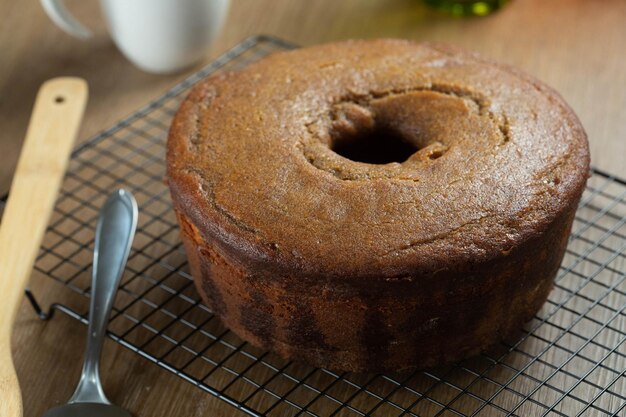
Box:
[331, 125, 418, 164]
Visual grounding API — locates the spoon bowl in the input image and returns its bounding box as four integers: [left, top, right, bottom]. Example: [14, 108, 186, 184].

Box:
[42, 403, 132, 417]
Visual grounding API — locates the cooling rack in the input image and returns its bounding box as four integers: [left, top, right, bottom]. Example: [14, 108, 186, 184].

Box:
[5, 35, 626, 417]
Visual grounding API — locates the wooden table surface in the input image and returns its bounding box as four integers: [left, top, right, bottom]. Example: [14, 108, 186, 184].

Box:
[1, 0, 625, 416]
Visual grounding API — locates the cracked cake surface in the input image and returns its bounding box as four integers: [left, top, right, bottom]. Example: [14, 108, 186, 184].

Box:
[167, 39, 589, 372]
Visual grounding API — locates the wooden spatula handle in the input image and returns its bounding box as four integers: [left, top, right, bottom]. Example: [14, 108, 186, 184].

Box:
[0, 78, 88, 417]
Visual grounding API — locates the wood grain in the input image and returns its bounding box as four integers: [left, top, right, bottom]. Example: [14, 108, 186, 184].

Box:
[0, 78, 87, 417]
[0, 0, 624, 416]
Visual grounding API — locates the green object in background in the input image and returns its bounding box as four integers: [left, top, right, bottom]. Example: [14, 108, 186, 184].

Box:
[423, 0, 510, 16]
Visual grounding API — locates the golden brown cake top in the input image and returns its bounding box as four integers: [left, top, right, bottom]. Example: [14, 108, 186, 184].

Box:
[167, 39, 589, 278]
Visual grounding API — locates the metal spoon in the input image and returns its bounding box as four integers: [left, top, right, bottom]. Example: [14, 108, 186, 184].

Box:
[42, 189, 138, 417]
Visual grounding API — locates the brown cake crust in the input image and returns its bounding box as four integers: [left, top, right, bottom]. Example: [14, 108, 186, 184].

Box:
[166, 40, 590, 372]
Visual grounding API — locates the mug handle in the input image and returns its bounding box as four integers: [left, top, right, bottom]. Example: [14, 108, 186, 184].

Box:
[40, 0, 93, 39]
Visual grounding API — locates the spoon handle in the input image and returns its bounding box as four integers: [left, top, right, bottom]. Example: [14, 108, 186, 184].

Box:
[69, 190, 137, 404]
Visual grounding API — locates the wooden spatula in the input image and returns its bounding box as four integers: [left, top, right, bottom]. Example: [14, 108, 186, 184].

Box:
[0, 77, 88, 417]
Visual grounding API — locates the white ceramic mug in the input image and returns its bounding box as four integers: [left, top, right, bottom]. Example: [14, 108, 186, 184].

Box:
[41, 0, 230, 73]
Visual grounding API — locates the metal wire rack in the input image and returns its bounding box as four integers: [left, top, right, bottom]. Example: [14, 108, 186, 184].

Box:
[6, 35, 626, 416]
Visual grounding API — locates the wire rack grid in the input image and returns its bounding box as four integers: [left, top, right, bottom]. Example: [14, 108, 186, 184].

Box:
[4, 36, 626, 417]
